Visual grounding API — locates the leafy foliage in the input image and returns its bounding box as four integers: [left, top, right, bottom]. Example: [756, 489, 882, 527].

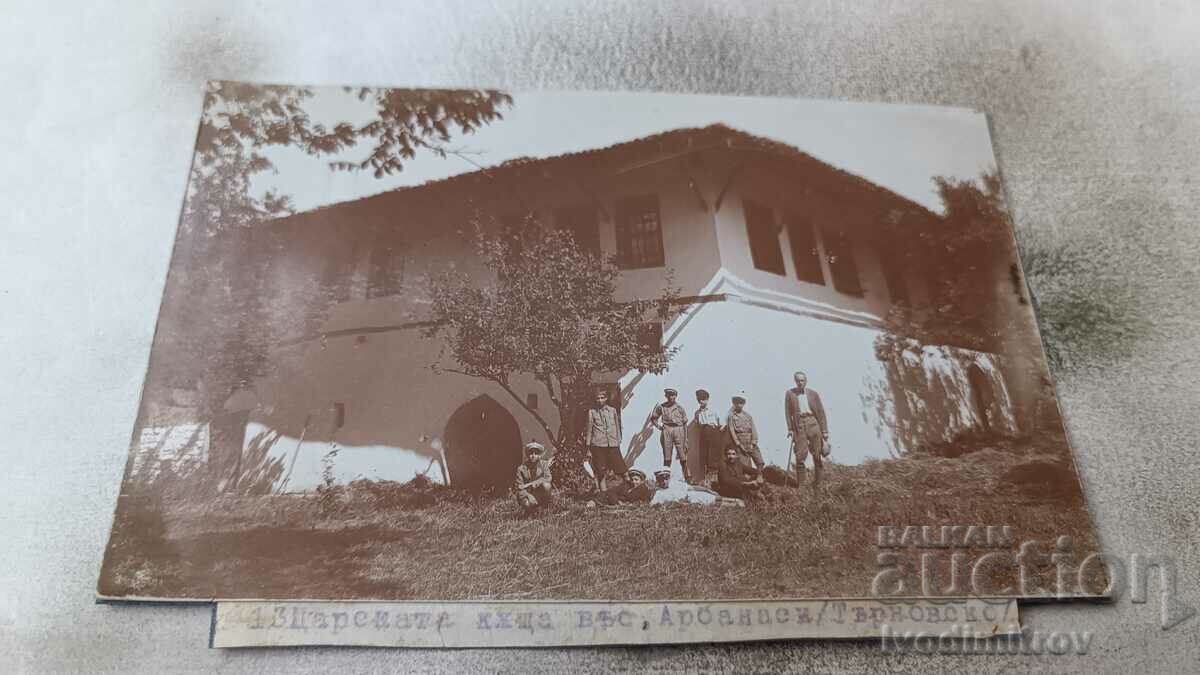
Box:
[153, 85, 511, 418]
[186, 82, 511, 234]
[424, 218, 681, 484]
[875, 172, 1018, 358]
[875, 170, 1146, 376]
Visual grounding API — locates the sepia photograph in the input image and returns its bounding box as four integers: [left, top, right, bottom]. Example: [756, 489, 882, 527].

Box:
[98, 84, 1103, 604]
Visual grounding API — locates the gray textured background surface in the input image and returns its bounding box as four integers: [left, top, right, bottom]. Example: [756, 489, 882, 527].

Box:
[2, 1, 1198, 672]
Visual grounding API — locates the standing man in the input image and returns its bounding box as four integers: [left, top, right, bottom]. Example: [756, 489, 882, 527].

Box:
[693, 389, 723, 482]
[785, 371, 829, 491]
[513, 441, 553, 515]
[583, 387, 624, 492]
[726, 395, 765, 471]
[651, 388, 690, 483]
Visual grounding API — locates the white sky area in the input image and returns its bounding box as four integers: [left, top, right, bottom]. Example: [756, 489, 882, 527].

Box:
[254, 89, 999, 215]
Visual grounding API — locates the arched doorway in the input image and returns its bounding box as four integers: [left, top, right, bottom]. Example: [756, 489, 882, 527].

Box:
[443, 395, 523, 492]
[966, 363, 993, 432]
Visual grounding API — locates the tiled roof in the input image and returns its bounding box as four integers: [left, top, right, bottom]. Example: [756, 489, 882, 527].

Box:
[281, 123, 936, 222]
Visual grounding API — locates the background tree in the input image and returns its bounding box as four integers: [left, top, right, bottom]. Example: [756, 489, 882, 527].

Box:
[873, 170, 1144, 442]
[424, 218, 681, 488]
[875, 172, 1014, 355]
[149, 84, 512, 420]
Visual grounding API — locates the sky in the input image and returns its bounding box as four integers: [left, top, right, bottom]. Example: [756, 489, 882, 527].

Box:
[256, 89, 1000, 215]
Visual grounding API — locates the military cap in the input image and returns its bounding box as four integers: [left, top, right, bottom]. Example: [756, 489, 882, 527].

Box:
[627, 468, 646, 480]
[664, 387, 678, 396]
[696, 389, 710, 400]
[524, 441, 545, 454]
[731, 395, 747, 404]
[654, 465, 672, 478]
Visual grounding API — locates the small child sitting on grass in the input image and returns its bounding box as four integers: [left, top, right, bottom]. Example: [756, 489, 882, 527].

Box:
[513, 441, 553, 515]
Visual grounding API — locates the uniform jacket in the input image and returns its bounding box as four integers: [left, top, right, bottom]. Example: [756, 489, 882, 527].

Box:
[785, 387, 827, 435]
[726, 410, 759, 446]
[514, 460, 552, 493]
[583, 404, 622, 447]
[652, 401, 688, 427]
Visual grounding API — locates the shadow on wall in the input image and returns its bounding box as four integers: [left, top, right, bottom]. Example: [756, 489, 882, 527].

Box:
[622, 408, 661, 470]
[126, 421, 287, 500]
[861, 341, 1016, 456]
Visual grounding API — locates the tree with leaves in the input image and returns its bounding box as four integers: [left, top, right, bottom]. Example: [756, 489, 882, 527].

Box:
[150, 84, 512, 420]
[424, 218, 681, 488]
[874, 172, 1075, 437]
[186, 82, 512, 234]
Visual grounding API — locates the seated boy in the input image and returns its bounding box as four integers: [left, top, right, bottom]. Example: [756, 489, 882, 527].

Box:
[513, 441, 553, 514]
[714, 445, 763, 501]
[600, 468, 654, 505]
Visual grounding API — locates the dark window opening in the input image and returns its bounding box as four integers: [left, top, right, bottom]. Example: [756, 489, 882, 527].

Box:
[366, 240, 406, 298]
[822, 226, 864, 297]
[637, 321, 664, 352]
[526, 393, 539, 410]
[554, 204, 601, 256]
[786, 214, 825, 285]
[497, 211, 538, 281]
[321, 247, 357, 303]
[744, 199, 785, 275]
[879, 245, 909, 307]
[615, 195, 665, 269]
[499, 211, 539, 254]
[333, 402, 345, 430]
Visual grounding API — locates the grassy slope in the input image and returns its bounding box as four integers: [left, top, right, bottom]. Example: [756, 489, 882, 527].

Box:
[99, 445, 1104, 601]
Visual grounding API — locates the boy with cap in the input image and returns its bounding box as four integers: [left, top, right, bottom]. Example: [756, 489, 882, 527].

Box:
[726, 395, 765, 471]
[601, 468, 654, 505]
[513, 441, 553, 515]
[694, 389, 723, 481]
[651, 388, 690, 482]
[583, 387, 625, 492]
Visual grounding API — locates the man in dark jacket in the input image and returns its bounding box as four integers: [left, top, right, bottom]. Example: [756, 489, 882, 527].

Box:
[784, 371, 829, 491]
[715, 445, 763, 501]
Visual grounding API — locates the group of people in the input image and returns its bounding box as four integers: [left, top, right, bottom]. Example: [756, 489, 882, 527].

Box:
[513, 371, 832, 513]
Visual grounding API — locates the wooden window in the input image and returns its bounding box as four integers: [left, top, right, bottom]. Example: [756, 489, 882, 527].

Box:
[744, 199, 785, 275]
[822, 226, 864, 297]
[366, 239, 406, 298]
[614, 195, 665, 269]
[637, 321, 664, 352]
[500, 211, 537, 246]
[321, 246, 357, 303]
[879, 242, 909, 306]
[554, 204, 601, 256]
[786, 214, 826, 285]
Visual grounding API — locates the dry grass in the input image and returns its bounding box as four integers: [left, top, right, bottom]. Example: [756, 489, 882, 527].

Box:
[99, 446, 1103, 601]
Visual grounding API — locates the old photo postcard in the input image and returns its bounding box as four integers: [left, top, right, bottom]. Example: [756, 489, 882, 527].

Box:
[99, 85, 1105, 630]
